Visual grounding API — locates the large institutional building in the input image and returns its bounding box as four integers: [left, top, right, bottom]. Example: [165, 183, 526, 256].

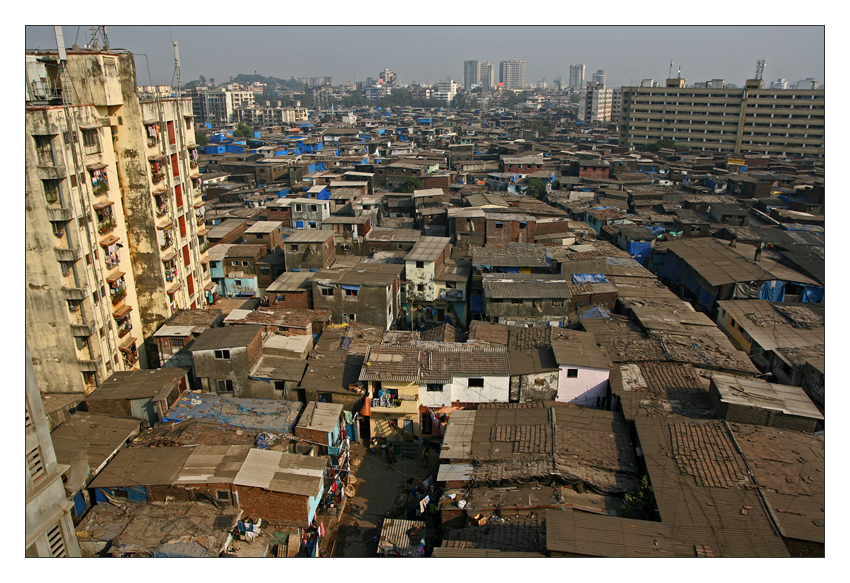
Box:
[25, 47, 211, 394]
[619, 77, 825, 157]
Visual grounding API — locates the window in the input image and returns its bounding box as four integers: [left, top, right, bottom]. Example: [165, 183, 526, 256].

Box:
[82, 129, 100, 153]
[214, 349, 231, 359]
[290, 245, 299, 252]
[309, 205, 318, 212]
[417, 284, 425, 292]
[231, 261, 238, 266]
[416, 261, 425, 269]
[345, 288, 358, 296]
[318, 392, 333, 403]
[321, 287, 334, 296]
[46, 524, 67, 557]
[567, 369, 578, 378]
[170, 337, 184, 347]
[495, 222, 504, 229]
[295, 204, 303, 212]
[427, 383, 443, 392]
[512, 298, 524, 304]
[26, 446, 45, 482]
[216, 490, 231, 502]
[241, 261, 250, 267]
[274, 381, 287, 395]
[519, 222, 527, 229]
[342, 313, 356, 323]
[468, 378, 484, 387]
[216, 379, 234, 393]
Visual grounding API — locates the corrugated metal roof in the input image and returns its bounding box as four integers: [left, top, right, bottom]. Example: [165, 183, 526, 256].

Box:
[378, 518, 426, 557]
[88, 368, 188, 402]
[404, 236, 450, 262]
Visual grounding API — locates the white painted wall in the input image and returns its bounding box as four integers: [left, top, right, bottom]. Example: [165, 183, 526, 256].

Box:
[419, 376, 511, 407]
[557, 366, 609, 406]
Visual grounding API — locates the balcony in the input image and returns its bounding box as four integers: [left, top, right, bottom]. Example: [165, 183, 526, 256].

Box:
[117, 320, 132, 338]
[46, 207, 73, 223]
[110, 285, 127, 305]
[97, 217, 116, 235]
[70, 322, 95, 338]
[76, 357, 103, 372]
[54, 246, 82, 263]
[62, 286, 89, 301]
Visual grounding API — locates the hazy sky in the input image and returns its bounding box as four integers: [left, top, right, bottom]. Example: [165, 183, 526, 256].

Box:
[25, 25, 825, 89]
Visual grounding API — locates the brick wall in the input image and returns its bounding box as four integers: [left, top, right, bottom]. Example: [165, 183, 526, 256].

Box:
[294, 427, 330, 448]
[86, 399, 133, 417]
[269, 291, 311, 310]
[149, 482, 312, 527]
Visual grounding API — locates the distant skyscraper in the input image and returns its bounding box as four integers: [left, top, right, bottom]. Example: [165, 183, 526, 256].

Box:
[499, 60, 526, 90]
[463, 60, 493, 90]
[379, 69, 397, 86]
[569, 64, 586, 90]
[592, 69, 606, 88]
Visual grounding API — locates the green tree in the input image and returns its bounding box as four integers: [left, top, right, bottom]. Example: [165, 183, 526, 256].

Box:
[399, 177, 422, 193]
[194, 131, 209, 146]
[233, 122, 253, 138]
[620, 475, 658, 521]
[523, 178, 546, 199]
[644, 138, 676, 153]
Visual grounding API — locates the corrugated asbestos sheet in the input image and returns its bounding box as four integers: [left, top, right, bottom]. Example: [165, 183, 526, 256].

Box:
[546, 509, 675, 557]
[635, 416, 791, 557]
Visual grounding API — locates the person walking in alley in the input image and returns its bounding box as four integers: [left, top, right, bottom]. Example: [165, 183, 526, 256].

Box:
[386, 445, 395, 470]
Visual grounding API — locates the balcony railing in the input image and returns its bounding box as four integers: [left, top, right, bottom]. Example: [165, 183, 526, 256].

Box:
[199, 241, 210, 254]
[151, 170, 165, 183]
[110, 286, 127, 305]
[97, 218, 116, 234]
[117, 322, 132, 338]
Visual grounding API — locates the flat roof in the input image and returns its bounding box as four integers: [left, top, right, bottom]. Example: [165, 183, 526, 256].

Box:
[710, 372, 823, 420]
[87, 368, 188, 402]
[163, 392, 303, 434]
[295, 401, 344, 434]
[189, 325, 263, 351]
[404, 236, 450, 262]
[546, 509, 675, 557]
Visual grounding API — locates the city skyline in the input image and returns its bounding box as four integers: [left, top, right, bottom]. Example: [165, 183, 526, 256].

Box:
[24, 25, 825, 90]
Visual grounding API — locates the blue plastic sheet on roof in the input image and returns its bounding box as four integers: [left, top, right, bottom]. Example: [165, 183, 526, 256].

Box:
[572, 273, 608, 285]
[801, 285, 824, 303]
[341, 285, 360, 291]
[760, 280, 787, 302]
[579, 306, 611, 320]
[647, 226, 665, 237]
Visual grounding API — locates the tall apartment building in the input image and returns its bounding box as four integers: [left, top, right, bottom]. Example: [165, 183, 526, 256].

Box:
[298, 76, 333, 87]
[379, 69, 398, 86]
[463, 60, 494, 90]
[26, 342, 81, 557]
[25, 46, 211, 395]
[592, 69, 607, 87]
[619, 77, 825, 157]
[499, 60, 526, 90]
[578, 82, 614, 123]
[190, 88, 255, 125]
[569, 64, 585, 90]
[433, 79, 458, 103]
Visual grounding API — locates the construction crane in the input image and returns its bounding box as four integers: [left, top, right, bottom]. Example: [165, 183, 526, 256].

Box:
[755, 59, 765, 80]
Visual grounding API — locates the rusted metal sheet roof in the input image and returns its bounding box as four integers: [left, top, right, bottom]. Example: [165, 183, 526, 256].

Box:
[378, 518, 426, 557]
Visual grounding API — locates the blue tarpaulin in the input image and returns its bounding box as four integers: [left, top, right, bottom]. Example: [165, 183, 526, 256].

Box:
[470, 294, 485, 314]
[579, 306, 612, 319]
[647, 226, 665, 237]
[572, 273, 609, 285]
[760, 280, 786, 302]
[628, 241, 653, 265]
[801, 285, 824, 303]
